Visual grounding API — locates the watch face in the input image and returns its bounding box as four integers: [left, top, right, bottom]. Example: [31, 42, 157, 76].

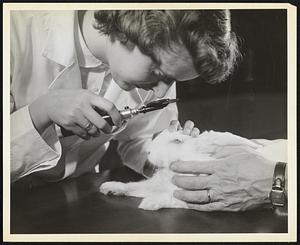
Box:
[270, 189, 286, 206]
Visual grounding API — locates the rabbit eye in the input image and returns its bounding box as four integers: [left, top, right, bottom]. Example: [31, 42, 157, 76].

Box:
[172, 138, 184, 144]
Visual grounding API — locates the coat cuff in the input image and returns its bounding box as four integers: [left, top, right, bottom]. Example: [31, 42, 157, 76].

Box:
[254, 139, 287, 163]
[11, 105, 62, 182]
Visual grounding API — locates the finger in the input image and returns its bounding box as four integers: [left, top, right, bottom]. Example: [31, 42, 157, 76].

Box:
[76, 117, 91, 130]
[170, 161, 218, 174]
[90, 95, 122, 127]
[67, 107, 90, 130]
[83, 106, 112, 134]
[69, 125, 90, 140]
[76, 118, 100, 137]
[168, 120, 181, 132]
[87, 124, 100, 137]
[182, 120, 194, 135]
[191, 127, 200, 138]
[173, 189, 211, 204]
[187, 202, 226, 212]
[172, 175, 211, 190]
[66, 112, 93, 139]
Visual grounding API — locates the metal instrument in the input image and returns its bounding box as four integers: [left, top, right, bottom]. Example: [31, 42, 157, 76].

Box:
[61, 98, 178, 137]
[95, 98, 178, 125]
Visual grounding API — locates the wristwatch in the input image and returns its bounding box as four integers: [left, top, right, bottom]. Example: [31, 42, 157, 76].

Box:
[269, 162, 287, 207]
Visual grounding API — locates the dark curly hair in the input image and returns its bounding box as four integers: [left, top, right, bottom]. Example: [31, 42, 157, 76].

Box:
[93, 10, 240, 84]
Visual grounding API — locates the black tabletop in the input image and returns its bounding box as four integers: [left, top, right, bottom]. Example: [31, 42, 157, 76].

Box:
[11, 166, 287, 234]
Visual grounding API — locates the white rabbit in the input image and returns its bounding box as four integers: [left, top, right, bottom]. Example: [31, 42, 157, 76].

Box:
[99, 129, 267, 211]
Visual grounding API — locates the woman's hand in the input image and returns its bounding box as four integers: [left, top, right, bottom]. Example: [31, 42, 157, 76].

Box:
[29, 89, 122, 139]
[168, 120, 200, 137]
[170, 150, 276, 212]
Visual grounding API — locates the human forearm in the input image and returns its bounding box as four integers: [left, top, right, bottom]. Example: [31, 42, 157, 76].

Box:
[117, 137, 151, 175]
[29, 93, 52, 135]
[116, 84, 178, 174]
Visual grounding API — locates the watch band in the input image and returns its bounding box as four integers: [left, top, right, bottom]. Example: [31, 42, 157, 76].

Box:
[269, 162, 287, 207]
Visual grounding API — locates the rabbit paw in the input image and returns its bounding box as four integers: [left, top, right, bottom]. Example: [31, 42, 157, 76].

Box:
[138, 196, 164, 210]
[99, 181, 128, 196]
[138, 195, 188, 210]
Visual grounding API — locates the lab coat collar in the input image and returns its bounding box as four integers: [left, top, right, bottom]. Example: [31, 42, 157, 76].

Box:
[42, 11, 78, 67]
[77, 20, 104, 68]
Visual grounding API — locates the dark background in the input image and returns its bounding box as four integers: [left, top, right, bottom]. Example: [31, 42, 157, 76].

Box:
[104, 9, 288, 170]
[177, 9, 287, 139]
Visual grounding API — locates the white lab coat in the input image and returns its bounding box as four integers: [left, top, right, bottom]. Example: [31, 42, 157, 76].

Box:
[10, 11, 178, 182]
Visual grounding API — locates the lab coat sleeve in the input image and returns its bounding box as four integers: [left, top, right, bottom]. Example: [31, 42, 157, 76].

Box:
[253, 139, 287, 163]
[10, 105, 62, 182]
[114, 85, 178, 174]
[10, 22, 62, 182]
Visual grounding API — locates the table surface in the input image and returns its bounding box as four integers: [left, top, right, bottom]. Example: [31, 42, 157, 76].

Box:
[11, 166, 288, 234]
